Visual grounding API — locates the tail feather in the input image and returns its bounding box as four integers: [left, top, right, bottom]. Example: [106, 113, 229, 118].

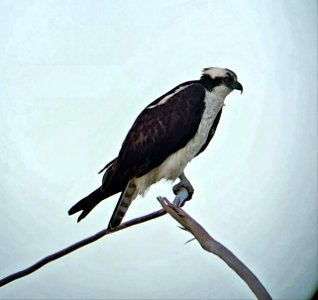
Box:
[107, 181, 136, 230]
[68, 188, 105, 222]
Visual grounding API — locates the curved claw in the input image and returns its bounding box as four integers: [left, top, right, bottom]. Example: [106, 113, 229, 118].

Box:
[173, 187, 189, 207]
[172, 173, 194, 207]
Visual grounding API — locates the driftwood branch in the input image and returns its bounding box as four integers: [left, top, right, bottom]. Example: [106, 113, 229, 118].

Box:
[0, 187, 189, 288]
[1, 191, 272, 300]
[157, 196, 272, 300]
[0, 208, 167, 287]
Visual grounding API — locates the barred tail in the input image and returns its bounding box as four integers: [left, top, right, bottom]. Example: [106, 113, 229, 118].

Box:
[107, 181, 136, 230]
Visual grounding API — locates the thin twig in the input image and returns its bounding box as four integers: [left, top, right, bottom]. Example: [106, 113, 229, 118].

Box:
[157, 197, 273, 300]
[0, 209, 167, 287]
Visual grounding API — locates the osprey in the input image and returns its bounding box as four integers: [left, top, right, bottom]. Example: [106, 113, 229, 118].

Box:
[68, 67, 243, 230]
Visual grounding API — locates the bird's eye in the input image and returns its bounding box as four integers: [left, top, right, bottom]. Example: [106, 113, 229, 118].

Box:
[223, 77, 233, 85]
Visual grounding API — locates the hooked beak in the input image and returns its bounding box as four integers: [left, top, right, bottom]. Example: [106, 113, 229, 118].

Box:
[231, 81, 243, 94]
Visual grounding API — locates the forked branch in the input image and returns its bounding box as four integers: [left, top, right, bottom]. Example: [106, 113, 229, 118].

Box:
[157, 196, 272, 300]
[0, 192, 272, 300]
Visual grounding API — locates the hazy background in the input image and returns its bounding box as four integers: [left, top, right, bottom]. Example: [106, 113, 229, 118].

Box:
[0, 0, 317, 299]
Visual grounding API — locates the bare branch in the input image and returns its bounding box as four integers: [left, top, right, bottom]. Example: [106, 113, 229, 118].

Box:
[1, 189, 272, 300]
[157, 196, 273, 300]
[0, 187, 190, 288]
[0, 208, 167, 287]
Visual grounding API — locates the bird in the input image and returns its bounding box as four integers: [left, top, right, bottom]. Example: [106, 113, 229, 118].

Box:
[68, 67, 243, 230]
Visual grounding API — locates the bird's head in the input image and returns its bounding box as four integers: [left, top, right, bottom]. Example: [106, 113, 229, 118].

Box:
[200, 67, 243, 97]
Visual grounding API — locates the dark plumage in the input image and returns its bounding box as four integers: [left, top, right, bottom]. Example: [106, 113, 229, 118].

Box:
[68, 67, 243, 228]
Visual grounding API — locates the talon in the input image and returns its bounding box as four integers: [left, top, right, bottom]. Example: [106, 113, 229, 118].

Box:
[173, 182, 182, 195]
[172, 172, 194, 207]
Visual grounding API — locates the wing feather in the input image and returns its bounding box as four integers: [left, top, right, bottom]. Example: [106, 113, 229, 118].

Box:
[104, 83, 206, 189]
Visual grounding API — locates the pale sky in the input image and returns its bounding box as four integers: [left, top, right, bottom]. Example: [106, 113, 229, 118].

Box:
[0, 0, 317, 299]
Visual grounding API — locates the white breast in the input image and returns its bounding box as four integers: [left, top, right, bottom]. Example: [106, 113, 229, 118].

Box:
[132, 90, 226, 197]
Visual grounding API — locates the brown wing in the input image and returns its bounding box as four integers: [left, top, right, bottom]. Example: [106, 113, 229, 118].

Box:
[102, 82, 206, 191]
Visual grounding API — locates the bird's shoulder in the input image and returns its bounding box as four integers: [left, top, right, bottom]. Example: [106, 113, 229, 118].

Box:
[144, 80, 206, 110]
[113, 80, 207, 178]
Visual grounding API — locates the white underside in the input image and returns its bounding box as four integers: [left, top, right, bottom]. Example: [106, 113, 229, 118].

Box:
[129, 87, 229, 199]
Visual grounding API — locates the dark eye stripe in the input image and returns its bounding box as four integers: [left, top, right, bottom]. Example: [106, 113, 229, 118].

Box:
[223, 77, 233, 84]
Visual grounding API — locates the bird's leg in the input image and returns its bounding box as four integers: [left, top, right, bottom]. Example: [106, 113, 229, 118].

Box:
[172, 172, 194, 207]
